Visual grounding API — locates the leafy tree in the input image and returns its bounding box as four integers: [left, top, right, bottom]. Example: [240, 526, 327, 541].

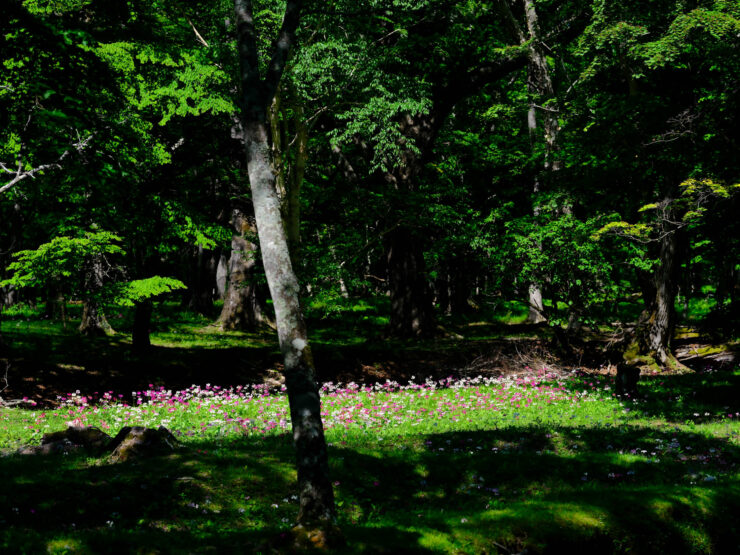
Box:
[1, 231, 184, 337]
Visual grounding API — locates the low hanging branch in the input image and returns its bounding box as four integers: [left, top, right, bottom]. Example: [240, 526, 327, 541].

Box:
[0, 133, 93, 195]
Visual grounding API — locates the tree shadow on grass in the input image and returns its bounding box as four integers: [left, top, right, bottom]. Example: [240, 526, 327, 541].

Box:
[0, 436, 293, 553]
[0, 435, 434, 554]
[1, 424, 738, 553]
[327, 424, 740, 553]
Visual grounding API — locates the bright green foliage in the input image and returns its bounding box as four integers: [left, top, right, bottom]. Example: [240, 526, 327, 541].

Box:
[2, 232, 124, 294]
[104, 276, 186, 307]
[158, 200, 232, 251]
[1, 231, 184, 306]
[486, 209, 618, 325]
[2, 0, 739, 340]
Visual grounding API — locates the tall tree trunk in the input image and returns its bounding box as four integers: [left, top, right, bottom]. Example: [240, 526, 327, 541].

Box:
[528, 284, 546, 323]
[449, 257, 473, 316]
[629, 203, 685, 371]
[235, 0, 335, 527]
[285, 99, 307, 265]
[436, 271, 451, 315]
[268, 85, 307, 267]
[218, 210, 269, 330]
[216, 253, 229, 299]
[386, 227, 435, 337]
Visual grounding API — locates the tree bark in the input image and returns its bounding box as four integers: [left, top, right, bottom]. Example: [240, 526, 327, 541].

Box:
[79, 256, 111, 336]
[645, 227, 679, 365]
[503, 0, 560, 324]
[235, 0, 335, 527]
[449, 257, 473, 316]
[528, 284, 546, 323]
[285, 99, 307, 265]
[268, 85, 307, 267]
[629, 202, 684, 370]
[217, 210, 269, 330]
[216, 253, 228, 299]
[79, 300, 110, 336]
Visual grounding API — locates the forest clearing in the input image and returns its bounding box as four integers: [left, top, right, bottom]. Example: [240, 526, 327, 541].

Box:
[2, 0, 739, 552]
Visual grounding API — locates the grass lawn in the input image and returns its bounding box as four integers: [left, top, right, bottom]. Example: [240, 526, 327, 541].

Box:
[2, 368, 739, 553]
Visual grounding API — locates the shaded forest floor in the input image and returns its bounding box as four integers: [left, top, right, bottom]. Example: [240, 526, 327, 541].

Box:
[0, 299, 736, 408]
[1, 300, 739, 553]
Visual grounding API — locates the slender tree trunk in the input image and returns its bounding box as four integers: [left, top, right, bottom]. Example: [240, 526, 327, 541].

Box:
[216, 253, 229, 299]
[218, 210, 269, 330]
[629, 202, 685, 370]
[1, 285, 17, 308]
[502, 0, 559, 325]
[528, 284, 546, 323]
[285, 100, 307, 264]
[449, 257, 473, 316]
[242, 117, 334, 524]
[268, 85, 307, 267]
[235, 0, 335, 527]
[436, 271, 451, 315]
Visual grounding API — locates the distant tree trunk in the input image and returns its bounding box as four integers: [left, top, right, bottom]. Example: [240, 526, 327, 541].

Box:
[449, 257, 474, 316]
[79, 300, 110, 336]
[386, 227, 435, 337]
[216, 253, 229, 299]
[436, 271, 451, 315]
[268, 84, 307, 267]
[218, 210, 270, 330]
[79, 256, 111, 336]
[235, 0, 335, 528]
[645, 228, 679, 365]
[497, 0, 560, 324]
[1, 285, 17, 308]
[285, 99, 307, 265]
[132, 300, 153, 352]
[629, 201, 685, 370]
[528, 284, 546, 323]
[186, 246, 216, 317]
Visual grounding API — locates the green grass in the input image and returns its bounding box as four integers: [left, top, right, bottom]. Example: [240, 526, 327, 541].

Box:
[1, 298, 738, 552]
[2, 369, 739, 553]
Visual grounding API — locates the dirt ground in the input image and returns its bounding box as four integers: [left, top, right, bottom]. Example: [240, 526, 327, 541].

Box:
[1, 325, 735, 408]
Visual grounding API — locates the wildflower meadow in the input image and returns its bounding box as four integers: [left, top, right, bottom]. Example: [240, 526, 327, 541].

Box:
[2, 366, 739, 553]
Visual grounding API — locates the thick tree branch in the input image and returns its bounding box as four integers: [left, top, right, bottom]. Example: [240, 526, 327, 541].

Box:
[264, 0, 304, 104]
[234, 0, 264, 119]
[235, 0, 304, 120]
